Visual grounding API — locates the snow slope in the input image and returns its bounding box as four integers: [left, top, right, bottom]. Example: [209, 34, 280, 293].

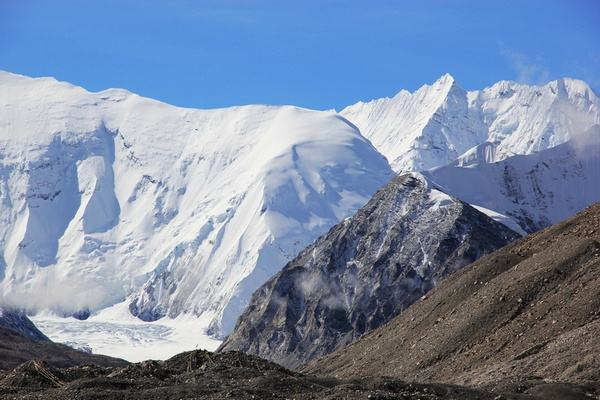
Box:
[342, 75, 600, 172]
[0, 71, 393, 343]
[424, 126, 600, 233]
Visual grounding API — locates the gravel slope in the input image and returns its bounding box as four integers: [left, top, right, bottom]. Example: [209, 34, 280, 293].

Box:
[304, 203, 600, 390]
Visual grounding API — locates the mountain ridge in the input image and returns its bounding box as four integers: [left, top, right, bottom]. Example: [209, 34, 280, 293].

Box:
[0, 71, 393, 340]
[341, 74, 600, 172]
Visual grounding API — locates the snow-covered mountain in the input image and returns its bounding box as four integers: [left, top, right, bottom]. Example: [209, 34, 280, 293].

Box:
[0, 71, 393, 338]
[220, 75, 600, 368]
[2, 70, 599, 360]
[342, 74, 600, 172]
[425, 127, 600, 234]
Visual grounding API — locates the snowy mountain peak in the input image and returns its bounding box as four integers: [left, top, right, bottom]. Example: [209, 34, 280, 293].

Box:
[343, 75, 600, 172]
[483, 77, 597, 104]
[415, 73, 462, 100]
[432, 72, 457, 88]
[0, 72, 393, 337]
[553, 77, 596, 99]
[341, 74, 485, 172]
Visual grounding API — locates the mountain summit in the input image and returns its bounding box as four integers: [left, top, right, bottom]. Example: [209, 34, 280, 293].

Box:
[219, 173, 519, 368]
[342, 74, 600, 172]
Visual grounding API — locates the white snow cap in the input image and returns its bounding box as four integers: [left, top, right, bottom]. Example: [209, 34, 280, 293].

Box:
[0, 70, 393, 337]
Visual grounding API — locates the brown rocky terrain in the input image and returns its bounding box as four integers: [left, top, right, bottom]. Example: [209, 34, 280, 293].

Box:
[1, 349, 597, 399]
[304, 203, 600, 391]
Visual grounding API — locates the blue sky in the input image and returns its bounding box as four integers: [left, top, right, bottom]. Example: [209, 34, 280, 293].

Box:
[1, 0, 599, 110]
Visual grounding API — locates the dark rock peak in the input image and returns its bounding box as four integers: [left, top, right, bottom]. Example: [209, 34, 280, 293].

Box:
[0, 308, 48, 342]
[219, 173, 519, 368]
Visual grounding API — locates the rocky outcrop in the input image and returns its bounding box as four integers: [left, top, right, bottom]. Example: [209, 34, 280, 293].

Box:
[219, 173, 520, 368]
[0, 308, 48, 342]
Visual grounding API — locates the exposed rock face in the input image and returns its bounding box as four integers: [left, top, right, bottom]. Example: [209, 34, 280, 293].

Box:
[304, 203, 600, 389]
[219, 173, 520, 368]
[0, 308, 48, 342]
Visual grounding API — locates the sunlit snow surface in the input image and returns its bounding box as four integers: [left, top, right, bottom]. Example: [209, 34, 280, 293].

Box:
[31, 304, 221, 362]
[425, 132, 600, 233]
[0, 71, 392, 337]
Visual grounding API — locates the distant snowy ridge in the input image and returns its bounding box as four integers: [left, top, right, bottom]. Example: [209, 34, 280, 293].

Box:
[0, 71, 393, 336]
[342, 74, 600, 172]
[425, 126, 600, 233]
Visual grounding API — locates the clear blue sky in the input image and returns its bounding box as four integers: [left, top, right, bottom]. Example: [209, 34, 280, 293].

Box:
[1, 0, 599, 110]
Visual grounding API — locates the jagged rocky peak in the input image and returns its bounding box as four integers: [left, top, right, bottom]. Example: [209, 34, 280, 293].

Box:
[219, 173, 520, 369]
[305, 202, 600, 388]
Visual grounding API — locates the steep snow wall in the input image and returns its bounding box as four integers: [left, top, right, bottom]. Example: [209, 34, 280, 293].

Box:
[0, 71, 393, 335]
